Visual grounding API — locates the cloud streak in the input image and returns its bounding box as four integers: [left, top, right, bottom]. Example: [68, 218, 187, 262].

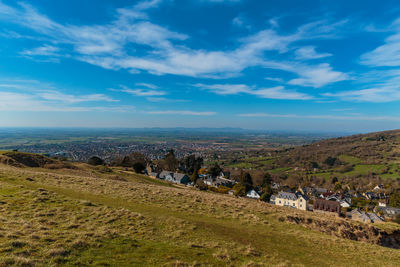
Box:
[0, 79, 124, 112]
[193, 83, 312, 100]
[146, 110, 216, 116]
[238, 112, 400, 121]
[0, 91, 130, 112]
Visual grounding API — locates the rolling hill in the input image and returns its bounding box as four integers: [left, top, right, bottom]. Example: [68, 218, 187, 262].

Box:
[0, 152, 400, 266]
[276, 129, 400, 167]
[217, 130, 400, 191]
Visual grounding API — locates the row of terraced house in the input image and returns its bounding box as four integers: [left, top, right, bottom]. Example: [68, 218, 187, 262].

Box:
[268, 184, 399, 223]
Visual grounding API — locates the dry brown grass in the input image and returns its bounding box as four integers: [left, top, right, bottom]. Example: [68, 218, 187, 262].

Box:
[0, 162, 399, 266]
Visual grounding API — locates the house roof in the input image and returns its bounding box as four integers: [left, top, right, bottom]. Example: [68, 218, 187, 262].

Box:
[315, 188, 328, 193]
[350, 209, 384, 222]
[340, 199, 351, 205]
[381, 207, 400, 214]
[277, 191, 307, 201]
[159, 171, 172, 178]
[246, 189, 260, 196]
[173, 173, 187, 181]
[367, 212, 384, 222]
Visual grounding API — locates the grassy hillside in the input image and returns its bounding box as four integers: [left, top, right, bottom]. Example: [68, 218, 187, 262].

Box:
[0, 151, 73, 169]
[275, 129, 400, 166]
[216, 130, 400, 190]
[0, 158, 400, 266]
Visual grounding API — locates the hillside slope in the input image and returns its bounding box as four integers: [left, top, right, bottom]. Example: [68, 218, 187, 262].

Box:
[0, 159, 400, 266]
[0, 151, 73, 169]
[276, 129, 400, 167]
[219, 130, 400, 189]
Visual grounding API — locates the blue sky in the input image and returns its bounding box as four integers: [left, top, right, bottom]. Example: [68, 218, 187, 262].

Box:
[0, 0, 400, 132]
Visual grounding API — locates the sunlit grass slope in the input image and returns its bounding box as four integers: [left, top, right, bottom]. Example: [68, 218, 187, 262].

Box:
[0, 161, 399, 266]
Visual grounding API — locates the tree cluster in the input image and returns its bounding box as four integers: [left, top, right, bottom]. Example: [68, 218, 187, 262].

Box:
[111, 152, 149, 173]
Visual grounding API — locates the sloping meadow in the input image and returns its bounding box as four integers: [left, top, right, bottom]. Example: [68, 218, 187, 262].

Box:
[0, 163, 399, 266]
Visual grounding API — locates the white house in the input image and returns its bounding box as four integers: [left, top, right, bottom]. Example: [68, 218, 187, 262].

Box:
[340, 199, 351, 208]
[273, 191, 308, 211]
[246, 189, 261, 199]
[159, 171, 190, 185]
[373, 184, 384, 191]
[378, 201, 387, 207]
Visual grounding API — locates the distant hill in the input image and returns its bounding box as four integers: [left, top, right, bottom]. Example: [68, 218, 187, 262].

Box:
[219, 129, 400, 190]
[276, 129, 400, 168]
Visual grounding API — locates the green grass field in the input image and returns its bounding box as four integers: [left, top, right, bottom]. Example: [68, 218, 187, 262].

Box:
[0, 162, 399, 266]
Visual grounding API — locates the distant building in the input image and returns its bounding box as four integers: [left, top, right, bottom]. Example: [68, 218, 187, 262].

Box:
[202, 176, 235, 188]
[349, 209, 384, 223]
[340, 199, 351, 208]
[271, 182, 280, 190]
[315, 187, 328, 195]
[313, 199, 341, 216]
[203, 177, 214, 186]
[373, 184, 384, 191]
[213, 177, 236, 188]
[159, 171, 172, 180]
[326, 195, 340, 202]
[246, 189, 261, 199]
[273, 191, 308, 210]
[378, 200, 387, 207]
[374, 206, 400, 219]
[158, 171, 190, 185]
[363, 192, 377, 200]
[269, 195, 276, 205]
[149, 172, 159, 178]
[170, 173, 190, 185]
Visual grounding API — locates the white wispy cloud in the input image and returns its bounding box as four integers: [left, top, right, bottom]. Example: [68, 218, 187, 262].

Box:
[0, 91, 130, 112]
[286, 63, 348, 88]
[122, 89, 167, 96]
[323, 88, 400, 103]
[324, 69, 400, 102]
[331, 108, 354, 112]
[135, 83, 158, 89]
[238, 112, 400, 121]
[360, 18, 400, 67]
[0, 1, 347, 88]
[193, 83, 312, 100]
[232, 14, 251, 30]
[251, 86, 312, 100]
[0, 79, 125, 111]
[265, 77, 284, 83]
[115, 85, 167, 96]
[201, 0, 242, 3]
[268, 18, 279, 29]
[232, 16, 244, 27]
[21, 45, 60, 57]
[146, 110, 216, 115]
[193, 83, 251, 95]
[294, 46, 332, 60]
[134, 0, 165, 11]
[146, 97, 189, 103]
[38, 91, 118, 103]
